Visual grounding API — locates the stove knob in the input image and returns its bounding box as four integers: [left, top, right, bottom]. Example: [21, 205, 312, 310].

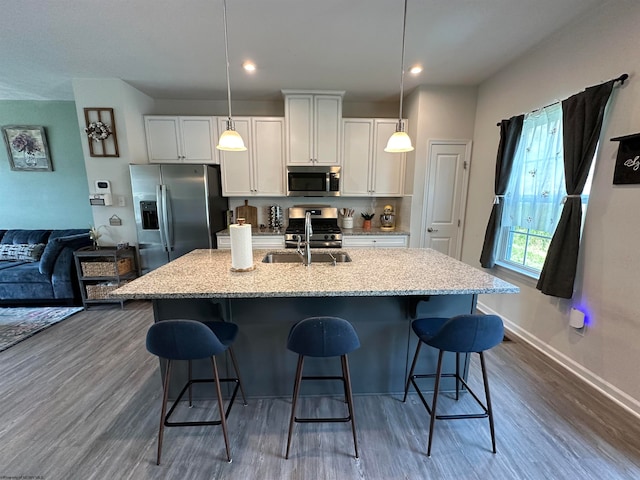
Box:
[324, 234, 329, 240]
[331, 235, 335, 240]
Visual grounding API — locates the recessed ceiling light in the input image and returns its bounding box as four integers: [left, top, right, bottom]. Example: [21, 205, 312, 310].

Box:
[243, 61, 256, 72]
[409, 65, 423, 75]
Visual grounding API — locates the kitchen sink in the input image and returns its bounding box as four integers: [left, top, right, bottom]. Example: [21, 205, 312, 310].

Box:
[262, 251, 352, 264]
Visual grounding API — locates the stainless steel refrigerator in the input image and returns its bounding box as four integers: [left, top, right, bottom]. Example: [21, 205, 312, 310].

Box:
[130, 164, 228, 274]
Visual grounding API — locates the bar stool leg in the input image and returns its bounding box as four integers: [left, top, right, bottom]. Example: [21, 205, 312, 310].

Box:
[157, 360, 172, 465]
[427, 350, 444, 457]
[480, 352, 497, 454]
[211, 357, 232, 462]
[188, 360, 193, 407]
[342, 354, 359, 458]
[403, 341, 422, 402]
[227, 346, 248, 406]
[286, 355, 305, 459]
[455, 352, 460, 401]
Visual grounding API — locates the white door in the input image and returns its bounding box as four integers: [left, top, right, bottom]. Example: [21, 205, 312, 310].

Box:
[423, 140, 471, 259]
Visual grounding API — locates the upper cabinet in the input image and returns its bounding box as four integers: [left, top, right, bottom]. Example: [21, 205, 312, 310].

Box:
[144, 116, 218, 164]
[283, 90, 344, 165]
[218, 117, 285, 197]
[341, 118, 406, 197]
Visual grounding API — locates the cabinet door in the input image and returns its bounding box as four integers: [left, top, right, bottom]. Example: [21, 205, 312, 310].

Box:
[314, 95, 342, 165]
[252, 118, 285, 196]
[180, 117, 218, 164]
[341, 119, 373, 196]
[220, 117, 254, 196]
[372, 119, 406, 196]
[145, 116, 181, 163]
[343, 235, 408, 248]
[285, 95, 314, 165]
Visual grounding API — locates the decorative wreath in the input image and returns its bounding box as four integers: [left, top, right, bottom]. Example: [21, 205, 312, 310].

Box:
[84, 121, 112, 142]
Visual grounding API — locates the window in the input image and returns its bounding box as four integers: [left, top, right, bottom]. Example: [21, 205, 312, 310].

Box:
[496, 103, 583, 277]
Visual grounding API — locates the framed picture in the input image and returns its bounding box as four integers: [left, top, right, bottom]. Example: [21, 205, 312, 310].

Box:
[612, 133, 640, 185]
[2, 125, 53, 171]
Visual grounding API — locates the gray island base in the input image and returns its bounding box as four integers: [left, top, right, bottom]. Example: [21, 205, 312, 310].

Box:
[112, 248, 518, 398]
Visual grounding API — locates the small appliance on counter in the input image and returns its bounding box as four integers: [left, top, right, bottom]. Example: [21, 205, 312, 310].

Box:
[380, 205, 396, 231]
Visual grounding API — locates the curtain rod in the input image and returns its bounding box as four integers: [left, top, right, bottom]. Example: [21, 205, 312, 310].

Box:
[496, 73, 629, 126]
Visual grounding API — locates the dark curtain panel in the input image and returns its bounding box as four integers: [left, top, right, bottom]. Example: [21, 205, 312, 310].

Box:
[536, 80, 615, 298]
[479, 115, 524, 268]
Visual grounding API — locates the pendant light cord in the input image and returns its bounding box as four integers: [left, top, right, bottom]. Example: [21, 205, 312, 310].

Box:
[222, 0, 233, 128]
[397, 0, 408, 127]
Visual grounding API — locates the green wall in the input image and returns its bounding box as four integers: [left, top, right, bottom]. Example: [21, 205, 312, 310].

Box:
[0, 101, 92, 229]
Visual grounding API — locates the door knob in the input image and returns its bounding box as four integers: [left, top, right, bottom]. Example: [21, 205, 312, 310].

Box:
[427, 227, 438, 232]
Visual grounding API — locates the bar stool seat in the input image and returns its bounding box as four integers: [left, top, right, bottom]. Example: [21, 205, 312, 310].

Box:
[403, 314, 504, 456]
[146, 319, 245, 465]
[285, 316, 360, 459]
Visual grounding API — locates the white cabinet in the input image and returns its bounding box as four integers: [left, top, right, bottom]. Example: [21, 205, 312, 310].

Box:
[219, 117, 285, 196]
[283, 91, 344, 165]
[217, 235, 285, 250]
[341, 118, 406, 196]
[144, 116, 218, 164]
[342, 235, 408, 248]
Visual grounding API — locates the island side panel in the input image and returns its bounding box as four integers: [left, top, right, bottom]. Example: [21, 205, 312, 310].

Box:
[153, 293, 476, 398]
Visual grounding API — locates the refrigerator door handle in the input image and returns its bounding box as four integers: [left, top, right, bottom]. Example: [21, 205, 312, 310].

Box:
[156, 184, 168, 252]
[161, 184, 174, 252]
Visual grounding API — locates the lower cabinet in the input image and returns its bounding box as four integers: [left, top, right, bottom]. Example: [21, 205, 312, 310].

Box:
[342, 235, 408, 248]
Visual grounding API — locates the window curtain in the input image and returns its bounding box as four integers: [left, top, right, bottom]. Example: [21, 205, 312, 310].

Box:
[536, 80, 615, 298]
[502, 104, 565, 233]
[480, 115, 524, 268]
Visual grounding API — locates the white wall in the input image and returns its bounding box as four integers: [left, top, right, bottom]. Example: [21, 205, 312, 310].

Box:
[404, 85, 478, 247]
[72, 78, 155, 247]
[463, 0, 640, 414]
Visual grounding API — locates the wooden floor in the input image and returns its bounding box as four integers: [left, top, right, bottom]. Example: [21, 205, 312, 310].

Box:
[2, 301, 640, 480]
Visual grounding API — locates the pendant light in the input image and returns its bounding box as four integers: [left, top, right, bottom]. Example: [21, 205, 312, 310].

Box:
[216, 0, 247, 151]
[384, 0, 414, 153]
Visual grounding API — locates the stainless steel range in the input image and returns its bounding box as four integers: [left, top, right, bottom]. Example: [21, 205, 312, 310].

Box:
[285, 206, 342, 248]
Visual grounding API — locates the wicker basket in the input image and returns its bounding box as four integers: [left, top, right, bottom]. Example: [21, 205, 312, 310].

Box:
[86, 282, 128, 300]
[82, 258, 132, 277]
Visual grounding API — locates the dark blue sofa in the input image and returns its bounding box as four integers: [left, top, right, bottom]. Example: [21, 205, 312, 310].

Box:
[0, 229, 91, 306]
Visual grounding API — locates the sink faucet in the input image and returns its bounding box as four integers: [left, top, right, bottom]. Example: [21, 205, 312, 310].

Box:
[296, 211, 313, 266]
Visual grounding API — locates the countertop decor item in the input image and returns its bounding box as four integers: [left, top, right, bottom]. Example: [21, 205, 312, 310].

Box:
[83, 108, 119, 157]
[216, 0, 247, 152]
[236, 199, 258, 227]
[361, 212, 374, 231]
[384, 0, 414, 153]
[2, 125, 52, 171]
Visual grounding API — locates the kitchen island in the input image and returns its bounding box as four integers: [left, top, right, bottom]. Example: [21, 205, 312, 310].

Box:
[112, 248, 518, 397]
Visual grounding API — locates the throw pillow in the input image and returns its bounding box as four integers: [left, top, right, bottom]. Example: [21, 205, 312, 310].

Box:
[0, 243, 46, 262]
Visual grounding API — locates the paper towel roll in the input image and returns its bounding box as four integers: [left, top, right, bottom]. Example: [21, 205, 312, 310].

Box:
[230, 223, 254, 271]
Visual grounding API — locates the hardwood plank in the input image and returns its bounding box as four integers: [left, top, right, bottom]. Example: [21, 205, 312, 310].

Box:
[1, 302, 640, 479]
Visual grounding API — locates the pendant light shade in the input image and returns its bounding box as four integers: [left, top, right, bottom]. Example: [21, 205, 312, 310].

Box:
[218, 124, 247, 151]
[385, 129, 414, 153]
[385, 0, 414, 154]
[216, 0, 247, 152]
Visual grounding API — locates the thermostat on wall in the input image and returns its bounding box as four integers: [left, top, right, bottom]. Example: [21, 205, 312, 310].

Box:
[90, 180, 113, 206]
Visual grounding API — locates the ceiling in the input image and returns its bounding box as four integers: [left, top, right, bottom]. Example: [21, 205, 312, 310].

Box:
[1, 0, 607, 103]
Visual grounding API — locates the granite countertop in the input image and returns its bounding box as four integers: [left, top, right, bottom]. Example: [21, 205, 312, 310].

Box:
[111, 248, 519, 299]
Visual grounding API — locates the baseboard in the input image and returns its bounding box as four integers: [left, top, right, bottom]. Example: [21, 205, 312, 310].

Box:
[477, 300, 640, 420]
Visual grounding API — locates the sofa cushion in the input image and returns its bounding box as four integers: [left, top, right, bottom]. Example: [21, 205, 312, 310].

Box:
[39, 231, 90, 277]
[0, 230, 51, 245]
[0, 243, 46, 262]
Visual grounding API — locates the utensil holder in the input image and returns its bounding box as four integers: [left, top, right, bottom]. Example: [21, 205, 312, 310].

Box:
[342, 217, 354, 229]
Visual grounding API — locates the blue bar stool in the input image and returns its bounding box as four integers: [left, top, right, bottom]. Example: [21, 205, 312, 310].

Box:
[402, 314, 504, 456]
[285, 316, 360, 459]
[146, 319, 245, 464]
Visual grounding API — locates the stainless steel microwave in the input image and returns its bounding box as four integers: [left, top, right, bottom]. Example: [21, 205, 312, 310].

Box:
[287, 166, 341, 197]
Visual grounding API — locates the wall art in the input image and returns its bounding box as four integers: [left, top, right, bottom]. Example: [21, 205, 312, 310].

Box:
[2, 125, 53, 171]
[611, 133, 640, 185]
